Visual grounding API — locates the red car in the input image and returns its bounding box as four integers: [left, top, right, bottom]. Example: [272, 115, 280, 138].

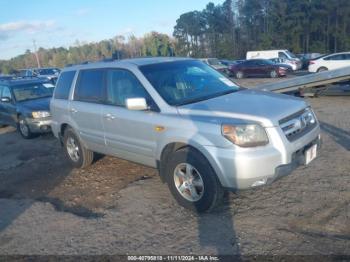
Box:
[229, 59, 288, 79]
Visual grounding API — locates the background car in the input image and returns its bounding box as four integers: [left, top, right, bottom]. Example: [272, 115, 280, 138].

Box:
[296, 53, 323, 69]
[17, 67, 60, 84]
[269, 57, 299, 71]
[200, 58, 230, 75]
[0, 77, 54, 138]
[229, 59, 288, 79]
[308, 52, 350, 73]
[220, 59, 245, 67]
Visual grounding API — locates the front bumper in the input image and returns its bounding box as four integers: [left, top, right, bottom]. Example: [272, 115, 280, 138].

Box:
[26, 117, 52, 133]
[203, 125, 321, 190]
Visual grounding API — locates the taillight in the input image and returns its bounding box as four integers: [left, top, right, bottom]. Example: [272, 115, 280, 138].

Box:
[309, 60, 315, 65]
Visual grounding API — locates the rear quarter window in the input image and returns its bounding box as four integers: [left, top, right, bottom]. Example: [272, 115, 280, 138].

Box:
[54, 71, 76, 100]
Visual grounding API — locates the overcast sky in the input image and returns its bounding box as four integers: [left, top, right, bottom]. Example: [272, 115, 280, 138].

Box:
[0, 0, 223, 60]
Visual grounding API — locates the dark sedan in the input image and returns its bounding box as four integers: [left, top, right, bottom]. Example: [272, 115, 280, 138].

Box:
[229, 59, 288, 79]
[0, 78, 54, 138]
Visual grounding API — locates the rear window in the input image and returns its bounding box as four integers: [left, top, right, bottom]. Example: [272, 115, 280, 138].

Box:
[74, 69, 104, 103]
[54, 71, 76, 100]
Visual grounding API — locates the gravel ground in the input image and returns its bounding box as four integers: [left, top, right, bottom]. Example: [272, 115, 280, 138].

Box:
[0, 77, 349, 257]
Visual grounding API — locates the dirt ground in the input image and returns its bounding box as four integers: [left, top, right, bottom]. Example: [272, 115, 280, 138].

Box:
[0, 77, 349, 257]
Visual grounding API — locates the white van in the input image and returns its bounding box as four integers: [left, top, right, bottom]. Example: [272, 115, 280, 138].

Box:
[246, 50, 301, 70]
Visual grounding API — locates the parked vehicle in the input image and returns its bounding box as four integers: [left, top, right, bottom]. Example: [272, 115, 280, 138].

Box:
[229, 59, 288, 78]
[200, 58, 230, 75]
[51, 57, 321, 212]
[308, 52, 350, 73]
[18, 68, 60, 84]
[296, 53, 323, 70]
[247, 50, 301, 70]
[0, 77, 54, 138]
[270, 58, 299, 71]
[220, 59, 244, 67]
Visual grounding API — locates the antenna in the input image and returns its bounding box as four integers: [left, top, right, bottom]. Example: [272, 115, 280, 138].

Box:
[32, 40, 41, 68]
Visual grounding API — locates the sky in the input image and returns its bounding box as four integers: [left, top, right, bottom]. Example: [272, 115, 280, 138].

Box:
[0, 0, 223, 60]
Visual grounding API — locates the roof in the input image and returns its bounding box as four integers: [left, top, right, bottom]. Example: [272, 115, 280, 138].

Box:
[0, 77, 49, 87]
[64, 57, 194, 71]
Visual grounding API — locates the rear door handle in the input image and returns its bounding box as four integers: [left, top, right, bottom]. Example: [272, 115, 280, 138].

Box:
[70, 108, 78, 114]
[104, 113, 116, 120]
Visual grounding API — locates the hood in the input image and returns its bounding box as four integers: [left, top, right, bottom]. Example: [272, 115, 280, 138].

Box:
[17, 97, 51, 112]
[177, 89, 307, 127]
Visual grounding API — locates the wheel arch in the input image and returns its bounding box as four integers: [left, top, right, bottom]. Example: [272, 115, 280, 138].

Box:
[158, 141, 223, 186]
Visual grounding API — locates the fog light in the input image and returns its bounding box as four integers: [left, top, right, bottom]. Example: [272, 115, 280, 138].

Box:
[251, 178, 267, 187]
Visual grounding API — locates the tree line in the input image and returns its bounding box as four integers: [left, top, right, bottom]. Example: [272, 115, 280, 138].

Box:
[1, 0, 350, 74]
[0, 32, 175, 74]
[174, 0, 350, 59]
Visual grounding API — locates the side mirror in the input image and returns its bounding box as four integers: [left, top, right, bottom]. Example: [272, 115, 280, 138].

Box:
[0, 97, 11, 103]
[126, 98, 148, 111]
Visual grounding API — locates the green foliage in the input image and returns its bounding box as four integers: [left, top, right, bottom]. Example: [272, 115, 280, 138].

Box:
[0, 32, 176, 73]
[173, 0, 350, 59]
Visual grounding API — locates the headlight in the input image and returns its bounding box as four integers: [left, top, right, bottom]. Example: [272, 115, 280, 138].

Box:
[221, 124, 269, 147]
[32, 111, 51, 118]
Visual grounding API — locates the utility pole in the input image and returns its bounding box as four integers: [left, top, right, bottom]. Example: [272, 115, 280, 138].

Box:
[32, 40, 41, 68]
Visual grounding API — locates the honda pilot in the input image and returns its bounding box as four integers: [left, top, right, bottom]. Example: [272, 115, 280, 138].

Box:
[50, 57, 321, 212]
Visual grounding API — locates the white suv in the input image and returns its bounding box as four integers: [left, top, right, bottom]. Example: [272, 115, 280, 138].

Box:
[308, 52, 350, 73]
[51, 57, 321, 212]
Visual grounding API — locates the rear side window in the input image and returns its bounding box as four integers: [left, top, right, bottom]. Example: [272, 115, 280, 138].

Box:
[74, 69, 104, 103]
[324, 54, 344, 61]
[54, 71, 76, 100]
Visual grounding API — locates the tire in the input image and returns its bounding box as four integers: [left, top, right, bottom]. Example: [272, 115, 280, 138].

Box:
[165, 147, 224, 213]
[235, 71, 244, 79]
[317, 67, 328, 73]
[63, 127, 94, 168]
[17, 115, 34, 139]
[270, 70, 278, 78]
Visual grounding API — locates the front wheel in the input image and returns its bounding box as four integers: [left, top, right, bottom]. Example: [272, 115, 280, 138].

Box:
[17, 116, 34, 139]
[165, 147, 224, 213]
[63, 127, 94, 168]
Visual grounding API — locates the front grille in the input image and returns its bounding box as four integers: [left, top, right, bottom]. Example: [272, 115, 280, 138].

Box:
[279, 108, 317, 142]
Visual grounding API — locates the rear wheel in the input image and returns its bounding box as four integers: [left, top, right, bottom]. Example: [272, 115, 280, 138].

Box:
[317, 67, 328, 72]
[165, 147, 224, 213]
[17, 115, 34, 139]
[235, 71, 244, 79]
[63, 127, 94, 168]
[270, 70, 278, 78]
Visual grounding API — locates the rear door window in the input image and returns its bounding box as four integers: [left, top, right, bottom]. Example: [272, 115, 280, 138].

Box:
[74, 69, 105, 103]
[324, 54, 344, 61]
[54, 71, 76, 100]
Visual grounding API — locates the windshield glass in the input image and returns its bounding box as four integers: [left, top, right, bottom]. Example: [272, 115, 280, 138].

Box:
[286, 51, 297, 59]
[139, 60, 240, 106]
[37, 68, 60, 75]
[12, 83, 54, 102]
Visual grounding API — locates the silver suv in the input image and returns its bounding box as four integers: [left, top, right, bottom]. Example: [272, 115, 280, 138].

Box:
[51, 57, 321, 212]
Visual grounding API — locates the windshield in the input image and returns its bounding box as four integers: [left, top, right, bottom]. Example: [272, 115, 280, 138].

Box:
[12, 82, 54, 102]
[37, 68, 60, 75]
[139, 60, 240, 106]
[286, 51, 297, 59]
